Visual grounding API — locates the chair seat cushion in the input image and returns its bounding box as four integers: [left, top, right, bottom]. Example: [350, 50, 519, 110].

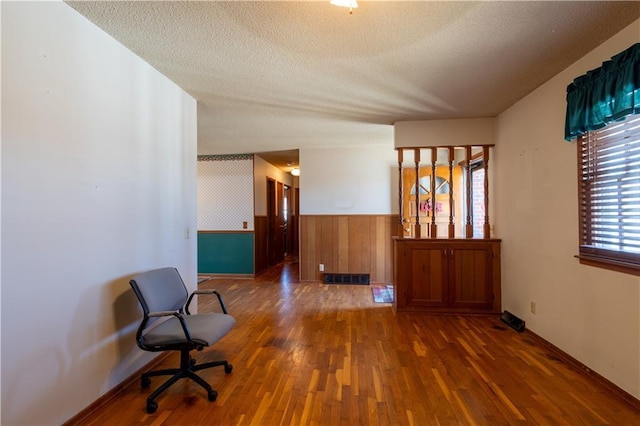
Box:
[142, 313, 236, 348]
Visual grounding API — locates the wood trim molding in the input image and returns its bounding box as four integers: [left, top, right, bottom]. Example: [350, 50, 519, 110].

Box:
[198, 273, 255, 279]
[525, 329, 640, 410]
[398, 144, 496, 150]
[62, 353, 171, 425]
[198, 230, 255, 234]
[575, 254, 640, 276]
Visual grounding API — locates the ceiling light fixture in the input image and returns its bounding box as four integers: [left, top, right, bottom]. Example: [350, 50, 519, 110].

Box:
[291, 168, 300, 177]
[330, 0, 358, 14]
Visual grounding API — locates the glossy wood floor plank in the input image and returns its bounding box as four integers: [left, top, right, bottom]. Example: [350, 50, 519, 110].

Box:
[74, 257, 640, 425]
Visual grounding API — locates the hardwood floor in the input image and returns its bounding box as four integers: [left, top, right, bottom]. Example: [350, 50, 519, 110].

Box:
[75, 257, 640, 425]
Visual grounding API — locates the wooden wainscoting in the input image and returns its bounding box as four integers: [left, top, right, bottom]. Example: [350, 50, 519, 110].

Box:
[299, 214, 399, 283]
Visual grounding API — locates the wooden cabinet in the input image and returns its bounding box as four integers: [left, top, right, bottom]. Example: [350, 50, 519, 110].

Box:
[393, 238, 501, 314]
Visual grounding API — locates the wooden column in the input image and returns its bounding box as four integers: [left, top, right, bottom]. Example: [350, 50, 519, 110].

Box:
[483, 146, 491, 239]
[430, 147, 438, 238]
[397, 149, 405, 237]
[448, 147, 455, 238]
[465, 146, 473, 238]
[414, 149, 422, 238]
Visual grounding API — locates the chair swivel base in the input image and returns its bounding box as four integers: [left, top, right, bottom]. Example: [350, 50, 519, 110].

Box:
[141, 350, 233, 414]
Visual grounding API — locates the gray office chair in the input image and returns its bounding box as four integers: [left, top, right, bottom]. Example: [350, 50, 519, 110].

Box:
[129, 267, 235, 413]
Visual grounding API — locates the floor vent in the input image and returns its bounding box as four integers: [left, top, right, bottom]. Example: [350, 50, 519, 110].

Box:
[500, 310, 526, 333]
[323, 273, 370, 285]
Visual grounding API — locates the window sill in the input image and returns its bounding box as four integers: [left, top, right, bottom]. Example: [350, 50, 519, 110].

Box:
[575, 254, 640, 276]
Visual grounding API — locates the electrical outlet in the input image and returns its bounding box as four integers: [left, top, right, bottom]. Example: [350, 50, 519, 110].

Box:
[319, 264, 325, 272]
[530, 301, 536, 314]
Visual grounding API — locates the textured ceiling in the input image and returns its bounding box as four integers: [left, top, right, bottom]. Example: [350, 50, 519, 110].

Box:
[67, 1, 640, 164]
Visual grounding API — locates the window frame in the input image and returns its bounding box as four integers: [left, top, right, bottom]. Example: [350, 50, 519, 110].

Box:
[576, 114, 640, 276]
[470, 159, 485, 238]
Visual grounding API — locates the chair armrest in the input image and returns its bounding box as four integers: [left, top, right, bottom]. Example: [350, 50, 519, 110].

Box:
[185, 289, 229, 315]
[147, 310, 194, 342]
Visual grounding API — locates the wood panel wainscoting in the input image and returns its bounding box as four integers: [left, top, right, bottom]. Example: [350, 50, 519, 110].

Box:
[299, 215, 399, 283]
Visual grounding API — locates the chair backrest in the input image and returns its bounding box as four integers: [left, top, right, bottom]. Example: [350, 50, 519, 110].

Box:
[129, 267, 189, 316]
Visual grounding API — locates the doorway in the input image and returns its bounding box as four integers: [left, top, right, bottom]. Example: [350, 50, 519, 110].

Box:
[267, 178, 286, 266]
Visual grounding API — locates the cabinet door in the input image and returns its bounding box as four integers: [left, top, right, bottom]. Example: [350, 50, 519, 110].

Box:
[449, 244, 493, 309]
[406, 244, 449, 308]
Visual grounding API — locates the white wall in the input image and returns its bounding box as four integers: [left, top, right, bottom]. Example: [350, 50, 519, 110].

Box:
[495, 20, 640, 399]
[300, 143, 398, 215]
[1, 3, 198, 424]
[394, 118, 496, 147]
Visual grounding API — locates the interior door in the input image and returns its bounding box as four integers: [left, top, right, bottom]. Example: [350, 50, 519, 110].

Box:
[275, 181, 285, 263]
[267, 178, 286, 266]
[292, 187, 299, 255]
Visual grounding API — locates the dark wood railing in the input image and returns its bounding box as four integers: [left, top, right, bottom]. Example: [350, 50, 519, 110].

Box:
[396, 145, 494, 239]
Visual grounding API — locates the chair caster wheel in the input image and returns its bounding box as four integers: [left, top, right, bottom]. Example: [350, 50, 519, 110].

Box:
[208, 390, 218, 402]
[141, 377, 151, 388]
[224, 364, 233, 374]
[146, 401, 158, 414]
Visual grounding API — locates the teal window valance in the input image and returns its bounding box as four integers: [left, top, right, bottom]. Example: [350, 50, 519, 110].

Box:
[565, 43, 640, 141]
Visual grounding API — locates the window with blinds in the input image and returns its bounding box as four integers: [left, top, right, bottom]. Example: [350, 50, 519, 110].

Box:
[578, 113, 640, 275]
